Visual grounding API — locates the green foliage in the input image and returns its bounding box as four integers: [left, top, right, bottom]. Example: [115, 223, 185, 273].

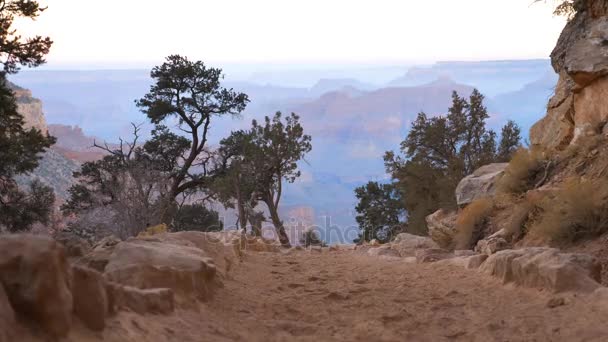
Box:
[0, 1, 54, 232]
[0, 0, 53, 74]
[135, 55, 249, 223]
[354, 181, 404, 243]
[384, 90, 521, 234]
[497, 120, 521, 162]
[173, 204, 224, 232]
[0, 179, 55, 232]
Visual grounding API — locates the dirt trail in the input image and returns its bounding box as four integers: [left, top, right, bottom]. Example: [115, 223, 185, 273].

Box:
[77, 249, 608, 342]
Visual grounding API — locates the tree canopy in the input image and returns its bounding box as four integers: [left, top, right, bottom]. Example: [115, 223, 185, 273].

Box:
[382, 90, 521, 235]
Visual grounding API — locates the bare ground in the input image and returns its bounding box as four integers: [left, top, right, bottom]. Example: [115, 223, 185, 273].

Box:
[67, 249, 608, 342]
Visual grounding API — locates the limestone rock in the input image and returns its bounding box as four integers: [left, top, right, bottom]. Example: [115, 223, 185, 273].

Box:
[389, 233, 439, 257]
[72, 266, 107, 331]
[455, 163, 508, 206]
[367, 246, 400, 258]
[141, 231, 243, 274]
[415, 248, 454, 264]
[529, 79, 575, 149]
[0, 235, 73, 338]
[426, 209, 458, 248]
[572, 76, 608, 142]
[106, 282, 174, 315]
[532, 3, 608, 149]
[435, 254, 488, 270]
[480, 248, 601, 293]
[104, 239, 220, 303]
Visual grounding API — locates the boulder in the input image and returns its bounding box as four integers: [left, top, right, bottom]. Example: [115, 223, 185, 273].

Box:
[455, 163, 508, 206]
[425, 209, 458, 248]
[71, 266, 107, 331]
[480, 248, 601, 293]
[106, 282, 174, 315]
[139, 231, 243, 274]
[415, 248, 455, 264]
[0, 235, 73, 338]
[389, 233, 439, 257]
[367, 245, 401, 258]
[0, 284, 17, 341]
[104, 239, 220, 303]
[475, 230, 511, 256]
[76, 235, 121, 272]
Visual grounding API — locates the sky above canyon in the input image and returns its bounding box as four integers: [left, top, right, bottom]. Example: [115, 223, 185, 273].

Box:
[17, 0, 567, 68]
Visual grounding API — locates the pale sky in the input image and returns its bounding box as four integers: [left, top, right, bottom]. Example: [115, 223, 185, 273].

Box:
[16, 0, 567, 67]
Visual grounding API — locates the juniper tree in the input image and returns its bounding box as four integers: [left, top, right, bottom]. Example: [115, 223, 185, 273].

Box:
[0, 0, 54, 232]
[382, 90, 521, 235]
[136, 55, 249, 224]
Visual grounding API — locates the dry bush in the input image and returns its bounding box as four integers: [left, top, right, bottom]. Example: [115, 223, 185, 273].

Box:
[503, 196, 540, 240]
[530, 178, 608, 244]
[498, 147, 549, 195]
[453, 198, 494, 250]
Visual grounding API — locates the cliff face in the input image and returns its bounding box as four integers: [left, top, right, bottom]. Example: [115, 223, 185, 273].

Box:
[10, 84, 48, 134]
[530, 0, 608, 149]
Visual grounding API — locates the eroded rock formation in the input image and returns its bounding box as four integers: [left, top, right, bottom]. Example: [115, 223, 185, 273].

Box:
[531, 0, 608, 149]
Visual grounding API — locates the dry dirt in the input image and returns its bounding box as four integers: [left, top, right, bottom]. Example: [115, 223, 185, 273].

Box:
[65, 249, 608, 342]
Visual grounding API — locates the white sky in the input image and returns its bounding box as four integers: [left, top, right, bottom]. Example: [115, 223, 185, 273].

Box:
[17, 0, 567, 67]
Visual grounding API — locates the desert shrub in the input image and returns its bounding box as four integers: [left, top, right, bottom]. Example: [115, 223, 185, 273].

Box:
[453, 198, 494, 249]
[498, 147, 548, 195]
[530, 178, 608, 244]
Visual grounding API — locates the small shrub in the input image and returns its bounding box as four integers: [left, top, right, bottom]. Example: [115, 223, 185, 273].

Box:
[530, 178, 608, 244]
[498, 147, 548, 195]
[453, 198, 494, 250]
[137, 224, 168, 237]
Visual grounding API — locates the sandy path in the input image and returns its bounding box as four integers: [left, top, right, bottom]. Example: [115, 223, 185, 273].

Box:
[72, 249, 608, 342]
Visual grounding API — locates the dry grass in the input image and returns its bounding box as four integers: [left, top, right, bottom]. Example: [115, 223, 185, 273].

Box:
[453, 198, 494, 250]
[498, 147, 549, 195]
[529, 178, 608, 244]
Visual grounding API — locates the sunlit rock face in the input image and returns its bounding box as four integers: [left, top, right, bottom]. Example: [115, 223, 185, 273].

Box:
[531, 0, 608, 149]
[13, 86, 48, 134]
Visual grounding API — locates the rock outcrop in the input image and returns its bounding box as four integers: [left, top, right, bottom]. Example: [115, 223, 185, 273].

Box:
[455, 163, 507, 206]
[72, 266, 108, 331]
[480, 248, 601, 293]
[104, 239, 220, 303]
[531, 1, 608, 149]
[12, 85, 48, 134]
[389, 233, 439, 257]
